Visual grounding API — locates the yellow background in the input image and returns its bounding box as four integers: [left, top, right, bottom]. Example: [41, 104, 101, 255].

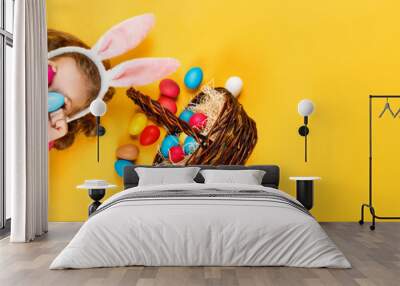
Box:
[47, 0, 400, 222]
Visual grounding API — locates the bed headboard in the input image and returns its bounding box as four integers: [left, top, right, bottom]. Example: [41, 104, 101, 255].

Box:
[123, 165, 280, 190]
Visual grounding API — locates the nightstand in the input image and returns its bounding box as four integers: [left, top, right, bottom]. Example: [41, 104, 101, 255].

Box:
[77, 180, 117, 216]
[289, 177, 321, 210]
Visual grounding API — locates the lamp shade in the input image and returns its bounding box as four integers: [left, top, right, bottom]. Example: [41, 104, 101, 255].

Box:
[89, 99, 107, 117]
[298, 99, 314, 116]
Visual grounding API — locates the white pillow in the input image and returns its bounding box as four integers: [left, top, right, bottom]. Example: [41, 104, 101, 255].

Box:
[200, 169, 266, 185]
[136, 167, 200, 186]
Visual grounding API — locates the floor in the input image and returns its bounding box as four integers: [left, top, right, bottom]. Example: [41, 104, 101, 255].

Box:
[0, 223, 399, 286]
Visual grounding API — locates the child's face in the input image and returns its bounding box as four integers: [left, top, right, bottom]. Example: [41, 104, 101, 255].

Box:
[48, 57, 90, 116]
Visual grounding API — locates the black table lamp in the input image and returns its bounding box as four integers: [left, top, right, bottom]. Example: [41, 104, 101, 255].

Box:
[297, 99, 315, 162]
[89, 99, 107, 162]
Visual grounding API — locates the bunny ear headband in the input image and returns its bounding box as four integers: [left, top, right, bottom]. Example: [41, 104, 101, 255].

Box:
[48, 13, 180, 122]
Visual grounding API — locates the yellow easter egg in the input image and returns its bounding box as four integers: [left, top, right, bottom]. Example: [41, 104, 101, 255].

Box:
[129, 113, 147, 136]
[179, 132, 187, 143]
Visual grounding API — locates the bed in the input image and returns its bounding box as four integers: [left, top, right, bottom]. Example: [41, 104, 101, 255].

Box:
[50, 165, 350, 269]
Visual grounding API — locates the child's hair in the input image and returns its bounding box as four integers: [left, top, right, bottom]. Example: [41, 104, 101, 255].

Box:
[48, 29, 115, 150]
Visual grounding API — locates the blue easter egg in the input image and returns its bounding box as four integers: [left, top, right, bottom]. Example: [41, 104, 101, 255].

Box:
[160, 135, 180, 158]
[179, 109, 194, 123]
[184, 67, 203, 89]
[48, 92, 65, 113]
[183, 136, 199, 155]
[114, 159, 134, 177]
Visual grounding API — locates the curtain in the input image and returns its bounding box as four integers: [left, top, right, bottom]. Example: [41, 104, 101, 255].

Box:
[7, 0, 48, 242]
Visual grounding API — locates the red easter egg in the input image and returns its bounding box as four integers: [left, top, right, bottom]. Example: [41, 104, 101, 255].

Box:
[139, 125, 160, 146]
[189, 113, 208, 130]
[159, 79, 180, 98]
[158, 96, 177, 114]
[169, 145, 185, 163]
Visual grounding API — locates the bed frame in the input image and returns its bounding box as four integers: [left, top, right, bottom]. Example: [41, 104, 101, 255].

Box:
[123, 165, 280, 190]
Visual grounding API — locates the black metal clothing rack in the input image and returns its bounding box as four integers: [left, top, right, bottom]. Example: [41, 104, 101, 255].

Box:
[359, 95, 400, 230]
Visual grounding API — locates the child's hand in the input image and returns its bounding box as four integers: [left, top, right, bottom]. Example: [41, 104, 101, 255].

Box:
[48, 109, 68, 142]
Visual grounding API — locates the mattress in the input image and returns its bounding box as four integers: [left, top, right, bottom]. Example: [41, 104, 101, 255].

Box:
[50, 183, 350, 269]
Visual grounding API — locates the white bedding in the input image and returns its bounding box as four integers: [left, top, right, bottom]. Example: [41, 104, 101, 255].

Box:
[50, 183, 351, 269]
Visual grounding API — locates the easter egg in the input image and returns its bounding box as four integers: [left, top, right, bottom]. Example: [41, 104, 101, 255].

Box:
[184, 67, 203, 89]
[183, 136, 199, 155]
[140, 125, 160, 146]
[169, 146, 185, 163]
[179, 109, 194, 123]
[189, 112, 207, 130]
[158, 96, 177, 114]
[114, 159, 134, 177]
[225, 76, 243, 97]
[116, 144, 139, 161]
[160, 135, 180, 158]
[129, 113, 147, 136]
[179, 132, 187, 143]
[159, 79, 180, 98]
[48, 65, 56, 86]
[97, 125, 106, 137]
[48, 92, 65, 113]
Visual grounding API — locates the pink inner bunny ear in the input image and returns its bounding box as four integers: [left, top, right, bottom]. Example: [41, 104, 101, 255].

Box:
[108, 58, 180, 87]
[92, 14, 155, 60]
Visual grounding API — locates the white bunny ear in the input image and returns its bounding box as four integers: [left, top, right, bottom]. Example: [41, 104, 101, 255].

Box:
[92, 13, 155, 60]
[107, 58, 180, 87]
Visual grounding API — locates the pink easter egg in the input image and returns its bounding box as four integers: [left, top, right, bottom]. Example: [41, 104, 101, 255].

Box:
[139, 125, 160, 146]
[48, 65, 56, 86]
[159, 79, 180, 98]
[158, 96, 177, 114]
[169, 145, 185, 163]
[189, 112, 208, 130]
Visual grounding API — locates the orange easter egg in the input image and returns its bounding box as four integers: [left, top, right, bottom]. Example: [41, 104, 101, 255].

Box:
[116, 144, 139, 161]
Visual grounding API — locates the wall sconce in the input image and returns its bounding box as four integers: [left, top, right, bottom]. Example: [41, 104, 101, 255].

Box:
[89, 99, 107, 162]
[297, 99, 315, 162]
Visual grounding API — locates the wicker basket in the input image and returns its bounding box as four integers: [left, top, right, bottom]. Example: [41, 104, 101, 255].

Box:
[126, 87, 257, 166]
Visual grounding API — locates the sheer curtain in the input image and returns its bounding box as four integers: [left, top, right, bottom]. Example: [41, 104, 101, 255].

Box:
[7, 0, 48, 242]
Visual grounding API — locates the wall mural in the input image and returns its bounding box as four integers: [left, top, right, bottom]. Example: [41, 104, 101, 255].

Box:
[48, 13, 257, 179]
